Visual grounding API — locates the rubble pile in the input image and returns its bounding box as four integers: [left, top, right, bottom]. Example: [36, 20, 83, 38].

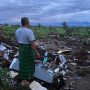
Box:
[0, 34, 90, 90]
[34, 36, 90, 90]
[0, 30, 18, 68]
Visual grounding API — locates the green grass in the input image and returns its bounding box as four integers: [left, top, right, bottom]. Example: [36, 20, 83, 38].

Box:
[70, 28, 90, 37]
[0, 26, 90, 39]
[1, 26, 18, 38]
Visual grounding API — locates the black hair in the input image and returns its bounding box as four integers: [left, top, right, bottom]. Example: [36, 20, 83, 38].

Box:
[21, 17, 29, 26]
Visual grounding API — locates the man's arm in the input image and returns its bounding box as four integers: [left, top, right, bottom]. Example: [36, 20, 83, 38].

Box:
[28, 30, 40, 57]
[30, 42, 40, 58]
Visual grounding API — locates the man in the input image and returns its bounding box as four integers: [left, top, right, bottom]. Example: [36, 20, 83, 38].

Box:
[15, 17, 40, 85]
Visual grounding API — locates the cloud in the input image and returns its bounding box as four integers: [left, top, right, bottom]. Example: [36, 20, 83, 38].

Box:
[0, 0, 90, 23]
[43, 10, 90, 22]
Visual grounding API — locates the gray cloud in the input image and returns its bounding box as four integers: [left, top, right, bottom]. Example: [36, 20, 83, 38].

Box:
[0, 0, 90, 23]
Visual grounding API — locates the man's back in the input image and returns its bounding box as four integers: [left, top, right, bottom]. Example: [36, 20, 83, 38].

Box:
[15, 27, 35, 44]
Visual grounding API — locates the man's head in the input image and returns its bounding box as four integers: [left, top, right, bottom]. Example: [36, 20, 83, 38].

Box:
[21, 17, 29, 27]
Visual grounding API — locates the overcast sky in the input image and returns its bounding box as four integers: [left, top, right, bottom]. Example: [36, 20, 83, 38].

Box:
[0, 0, 90, 23]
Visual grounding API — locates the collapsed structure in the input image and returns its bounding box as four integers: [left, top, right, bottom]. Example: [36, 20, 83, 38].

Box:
[0, 33, 90, 90]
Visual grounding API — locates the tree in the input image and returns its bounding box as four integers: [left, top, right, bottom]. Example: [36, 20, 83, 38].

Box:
[62, 22, 70, 36]
[62, 22, 68, 29]
[4, 23, 8, 26]
[38, 23, 41, 28]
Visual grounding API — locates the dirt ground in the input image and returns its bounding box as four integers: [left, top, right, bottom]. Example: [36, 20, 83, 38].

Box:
[74, 75, 90, 90]
[0, 31, 90, 90]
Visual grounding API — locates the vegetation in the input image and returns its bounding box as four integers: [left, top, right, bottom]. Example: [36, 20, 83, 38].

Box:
[0, 24, 90, 39]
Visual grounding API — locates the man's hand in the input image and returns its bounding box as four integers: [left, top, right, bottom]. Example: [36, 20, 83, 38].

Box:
[30, 42, 40, 59]
[36, 52, 40, 58]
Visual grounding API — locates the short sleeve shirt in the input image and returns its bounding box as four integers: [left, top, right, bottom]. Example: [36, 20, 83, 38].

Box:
[15, 27, 35, 44]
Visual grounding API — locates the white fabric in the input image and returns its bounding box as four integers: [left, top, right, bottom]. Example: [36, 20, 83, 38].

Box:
[15, 27, 35, 44]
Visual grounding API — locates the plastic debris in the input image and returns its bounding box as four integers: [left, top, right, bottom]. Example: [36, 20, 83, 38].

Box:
[29, 81, 48, 90]
[0, 44, 9, 60]
[59, 55, 66, 65]
[10, 71, 19, 78]
[0, 44, 6, 51]
[9, 58, 19, 71]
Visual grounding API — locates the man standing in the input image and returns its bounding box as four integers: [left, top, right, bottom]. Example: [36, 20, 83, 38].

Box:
[15, 17, 40, 85]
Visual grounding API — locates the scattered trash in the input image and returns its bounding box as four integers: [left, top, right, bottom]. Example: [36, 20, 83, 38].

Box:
[9, 71, 19, 78]
[59, 54, 67, 65]
[9, 58, 19, 71]
[29, 81, 48, 90]
[0, 43, 9, 60]
[0, 35, 90, 90]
